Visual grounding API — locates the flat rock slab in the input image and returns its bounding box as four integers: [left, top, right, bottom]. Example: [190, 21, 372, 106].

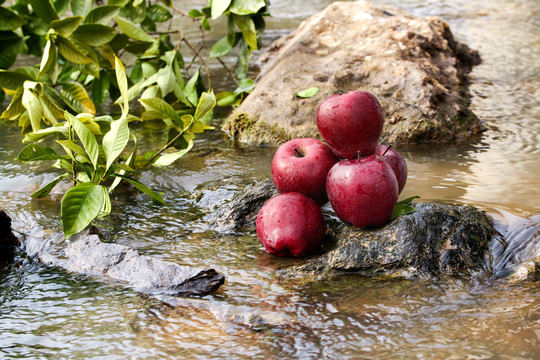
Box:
[224, 0, 482, 145]
[24, 231, 224, 297]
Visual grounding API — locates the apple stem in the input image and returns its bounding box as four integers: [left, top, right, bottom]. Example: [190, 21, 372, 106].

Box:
[357, 151, 362, 161]
[382, 144, 393, 156]
[293, 147, 305, 158]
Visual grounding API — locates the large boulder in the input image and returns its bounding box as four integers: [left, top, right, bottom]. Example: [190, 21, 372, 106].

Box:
[223, 0, 483, 145]
[211, 180, 496, 280]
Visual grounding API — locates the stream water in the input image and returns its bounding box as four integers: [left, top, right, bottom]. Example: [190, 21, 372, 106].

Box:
[2, 0, 540, 358]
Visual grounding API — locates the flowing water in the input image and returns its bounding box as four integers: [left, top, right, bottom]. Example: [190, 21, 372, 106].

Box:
[2, 0, 540, 358]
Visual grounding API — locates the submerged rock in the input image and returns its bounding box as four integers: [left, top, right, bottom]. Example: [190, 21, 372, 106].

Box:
[211, 180, 496, 280]
[0, 209, 20, 261]
[281, 202, 495, 280]
[224, 0, 483, 145]
[24, 231, 224, 296]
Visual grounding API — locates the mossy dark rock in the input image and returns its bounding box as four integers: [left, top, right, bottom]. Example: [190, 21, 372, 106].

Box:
[208, 179, 278, 233]
[0, 209, 20, 261]
[281, 202, 495, 280]
[223, 0, 483, 145]
[210, 180, 496, 280]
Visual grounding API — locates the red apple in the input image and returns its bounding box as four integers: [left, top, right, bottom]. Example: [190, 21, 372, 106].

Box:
[326, 154, 399, 228]
[256, 192, 325, 257]
[316, 91, 384, 159]
[375, 145, 408, 194]
[271, 137, 338, 205]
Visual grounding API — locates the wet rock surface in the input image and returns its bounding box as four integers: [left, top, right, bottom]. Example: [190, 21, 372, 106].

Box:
[23, 230, 225, 296]
[224, 0, 483, 145]
[211, 180, 496, 280]
[207, 179, 278, 233]
[281, 202, 495, 280]
[0, 209, 20, 261]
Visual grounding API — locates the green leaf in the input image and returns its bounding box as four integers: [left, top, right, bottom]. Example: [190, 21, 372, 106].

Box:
[0, 7, 25, 31]
[38, 39, 58, 81]
[56, 36, 94, 64]
[216, 91, 237, 107]
[1, 87, 24, 119]
[112, 174, 165, 204]
[70, 0, 92, 16]
[138, 97, 181, 122]
[17, 143, 61, 162]
[114, 16, 154, 42]
[71, 24, 117, 46]
[156, 65, 175, 96]
[147, 4, 172, 22]
[56, 139, 91, 162]
[188, 9, 203, 18]
[61, 81, 96, 114]
[296, 86, 319, 98]
[209, 36, 234, 58]
[39, 95, 62, 125]
[29, 0, 59, 24]
[50, 16, 83, 37]
[22, 87, 43, 132]
[102, 116, 129, 171]
[235, 78, 255, 94]
[31, 173, 69, 198]
[83, 5, 120, 24]
[194, 91, 216, 122]
[54, 0, 70, 15]
[235, 40, 251, 80]
[0, 35, 24, 69]
[233, 15, 258, 50]
[65, 111, 100, 168]
[152, 139, 193, 167]
[91, 71, 110, 106]
[109, 133, 137, 193]
[114, 55, 129, 115]
[391, 196, 420, 220]
[211, 0, 231, 19]
[229, 0, 265, 15]
[0, 70, 34, 90]
[61, 183, 107, 238]
[23, 125, 69, 143]
[184, 69, 200, 107]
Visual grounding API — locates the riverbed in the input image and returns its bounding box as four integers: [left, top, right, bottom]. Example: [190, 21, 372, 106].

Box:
[1, 0, 540, 358]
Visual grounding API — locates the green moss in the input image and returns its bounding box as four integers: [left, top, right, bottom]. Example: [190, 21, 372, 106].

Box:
[223, 111, 297, 145]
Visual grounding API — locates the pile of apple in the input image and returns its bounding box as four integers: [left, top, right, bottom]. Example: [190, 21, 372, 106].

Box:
[256, 91, 408, 257]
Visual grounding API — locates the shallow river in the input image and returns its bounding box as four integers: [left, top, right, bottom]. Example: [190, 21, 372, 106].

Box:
[2, 0, 540, 358]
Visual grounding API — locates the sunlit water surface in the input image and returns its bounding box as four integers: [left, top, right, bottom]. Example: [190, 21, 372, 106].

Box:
[2, 0, 540, 358]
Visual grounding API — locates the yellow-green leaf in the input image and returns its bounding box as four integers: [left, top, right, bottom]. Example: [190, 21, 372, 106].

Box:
[71, 24, 117, 46]
[56, 36, 94, 64]
[61, 81, 96, 114]
[114, 16, 154, 42]
[50, 16, 83, 37]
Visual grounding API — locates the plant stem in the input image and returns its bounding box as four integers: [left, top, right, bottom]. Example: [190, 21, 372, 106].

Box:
[382, 144, 392, 156]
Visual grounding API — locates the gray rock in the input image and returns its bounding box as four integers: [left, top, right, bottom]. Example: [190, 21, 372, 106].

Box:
[25, 231, 224, 296]
[0, 209, 20, 261]
[223, 0, 483, 145]
[208, 179, 277, 233]
[156, 296, 293, 328]
[281, 202, 495, 280]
